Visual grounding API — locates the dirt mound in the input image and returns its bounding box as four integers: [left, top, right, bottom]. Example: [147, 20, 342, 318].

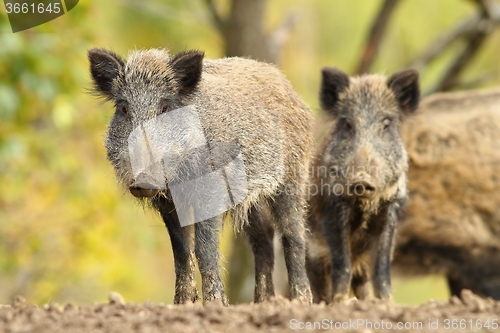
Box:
[1, 291, 499, 333]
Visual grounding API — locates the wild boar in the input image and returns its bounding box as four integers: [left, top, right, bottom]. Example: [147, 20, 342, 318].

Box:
[88, 48, 314, 304]
[394, 87, 500, 300]
[306, 67, 419, 303]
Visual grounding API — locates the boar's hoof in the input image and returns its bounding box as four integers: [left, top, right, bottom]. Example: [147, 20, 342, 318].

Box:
[129, 186, 160, 198]
[332, 293, 349, 303]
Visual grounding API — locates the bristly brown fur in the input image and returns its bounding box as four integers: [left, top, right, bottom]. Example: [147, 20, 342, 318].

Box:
[394, 87, 500, 300]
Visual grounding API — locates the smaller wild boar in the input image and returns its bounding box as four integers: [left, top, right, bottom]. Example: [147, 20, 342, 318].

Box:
[306, 68, 419, 303]
[88, 48, 314, 305]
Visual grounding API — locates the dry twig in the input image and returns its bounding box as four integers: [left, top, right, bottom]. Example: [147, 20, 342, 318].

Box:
[355, 0, 401, 74]
[413, 0, 500, 93]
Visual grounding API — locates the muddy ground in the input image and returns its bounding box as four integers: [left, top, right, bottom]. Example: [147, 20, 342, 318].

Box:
[0, 290, 499, 333]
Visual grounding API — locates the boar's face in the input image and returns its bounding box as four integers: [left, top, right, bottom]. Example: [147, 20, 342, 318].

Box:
[319, 68, 419, 201]
[88, 48, 204, 197]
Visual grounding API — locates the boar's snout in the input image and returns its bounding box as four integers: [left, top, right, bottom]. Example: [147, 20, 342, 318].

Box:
[129, 186, 160, 198]
[348, 171, 377, 198]
[129, 172, 162, 198]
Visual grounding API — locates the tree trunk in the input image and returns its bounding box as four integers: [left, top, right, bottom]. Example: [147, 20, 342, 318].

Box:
[224, 0, 278, 63]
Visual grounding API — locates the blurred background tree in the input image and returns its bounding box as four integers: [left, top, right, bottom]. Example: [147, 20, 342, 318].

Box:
[1, 0, 499, 306]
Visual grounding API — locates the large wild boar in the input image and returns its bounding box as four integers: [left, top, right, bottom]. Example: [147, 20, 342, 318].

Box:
[88, 48, 313, 305]
[394, 87, 500, 300]
[306, 67, 420, 303]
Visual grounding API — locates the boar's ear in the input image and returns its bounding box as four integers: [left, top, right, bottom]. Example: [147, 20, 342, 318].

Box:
[320, 67, 350, 115]
[170, 50, 204, 95]
[88, 48, 124, 99]
[387, 69, 420, 115]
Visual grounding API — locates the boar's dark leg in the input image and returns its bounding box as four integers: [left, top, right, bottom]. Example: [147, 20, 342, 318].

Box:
[305, 251, 332, 304]
[246, 205, 275, 302]
[194, 215, 229, 305]
[153, 197, 199, 304]
[372, 202, 399, 300]
[272, 190, 312, 303]
[324, 203, 352, 302]
[447, 275, 465, 297]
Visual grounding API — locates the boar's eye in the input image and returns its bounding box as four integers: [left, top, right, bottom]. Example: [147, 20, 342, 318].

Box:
[383, 118, 391, 129]
[115, 101, 129, 117]
[161, 105, 168, 113]
[343, 120, 353, 131]
[115, 102, 128, 115]
[336, 118, 354, 135]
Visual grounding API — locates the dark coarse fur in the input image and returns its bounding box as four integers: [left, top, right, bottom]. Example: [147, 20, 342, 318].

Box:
[306, 67, 419, 303]
[394, 87, 500, 300]
[88, 48, 314, 305]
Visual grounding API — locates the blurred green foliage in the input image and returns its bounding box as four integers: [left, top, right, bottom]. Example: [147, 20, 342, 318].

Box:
[0, 0, 499, 305]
